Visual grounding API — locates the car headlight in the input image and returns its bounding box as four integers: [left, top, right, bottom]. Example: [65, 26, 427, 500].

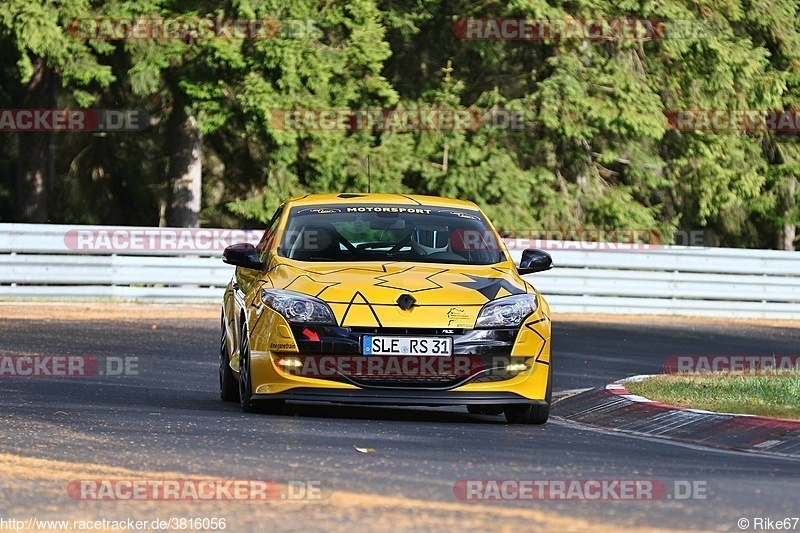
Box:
[260, 289, 337, 325]
[475, 293, 538, 328]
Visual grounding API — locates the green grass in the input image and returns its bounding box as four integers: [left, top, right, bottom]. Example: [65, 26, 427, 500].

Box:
[624, 370, 800, 419]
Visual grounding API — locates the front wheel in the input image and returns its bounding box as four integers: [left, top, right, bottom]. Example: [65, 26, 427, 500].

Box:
[503, 402, 549, 424]
[238, 319, 284, 415]
[219, 312, 238, 402]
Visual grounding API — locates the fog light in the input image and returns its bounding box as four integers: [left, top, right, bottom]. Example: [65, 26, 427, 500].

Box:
[277, 357, 302, 368]
[506, 363, 528, 373]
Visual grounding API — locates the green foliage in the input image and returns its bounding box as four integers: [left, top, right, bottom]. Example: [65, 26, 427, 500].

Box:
[1, 0, 798, 248]
[0, 0, 115, 99]
[625, 370, 800, 419]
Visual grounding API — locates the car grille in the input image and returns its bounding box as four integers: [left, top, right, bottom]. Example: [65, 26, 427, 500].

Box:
[348, 327, 466, 335]
[308, 358, 526, 390]
[345, 374, 467, 388]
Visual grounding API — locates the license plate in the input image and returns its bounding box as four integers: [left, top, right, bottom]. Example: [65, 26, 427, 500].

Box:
[362, 336, 452, 356]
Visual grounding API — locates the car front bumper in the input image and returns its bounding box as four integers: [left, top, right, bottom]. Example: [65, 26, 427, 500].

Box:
[246, 306, 552, 402]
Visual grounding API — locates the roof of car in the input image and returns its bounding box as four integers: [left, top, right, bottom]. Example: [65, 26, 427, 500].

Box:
[286, 193, 481, 211]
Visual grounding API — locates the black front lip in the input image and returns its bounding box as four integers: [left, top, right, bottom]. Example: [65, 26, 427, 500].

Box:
[252, 388, 544, 406]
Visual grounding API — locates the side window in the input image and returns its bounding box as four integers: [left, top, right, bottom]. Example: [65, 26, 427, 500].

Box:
[256, 205, 284, 261]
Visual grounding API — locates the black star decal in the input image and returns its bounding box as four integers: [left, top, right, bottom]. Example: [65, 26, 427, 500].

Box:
[455, 275, 525, 301]
[374, 266, 446, 292]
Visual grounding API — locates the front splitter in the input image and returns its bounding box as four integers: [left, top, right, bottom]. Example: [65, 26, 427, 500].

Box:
[253, 388, 545, 407]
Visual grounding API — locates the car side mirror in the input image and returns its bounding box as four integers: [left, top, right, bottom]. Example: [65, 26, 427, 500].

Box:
[517, 249, 553, 275]
[223, 243, 265, 271]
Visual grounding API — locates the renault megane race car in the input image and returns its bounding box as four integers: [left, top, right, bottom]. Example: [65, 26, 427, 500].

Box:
[219, 194, 554, 423]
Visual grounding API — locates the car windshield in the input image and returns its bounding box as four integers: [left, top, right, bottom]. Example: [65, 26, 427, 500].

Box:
[278, 204, 505, 265]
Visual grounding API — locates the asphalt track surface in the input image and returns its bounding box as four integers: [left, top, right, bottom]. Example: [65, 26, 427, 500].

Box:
[1, 314, 799, 531]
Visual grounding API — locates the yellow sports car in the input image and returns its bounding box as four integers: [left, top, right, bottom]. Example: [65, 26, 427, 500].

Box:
[220, 194, 553, 423]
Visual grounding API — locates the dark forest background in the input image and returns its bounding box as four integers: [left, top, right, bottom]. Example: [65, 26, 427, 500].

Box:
[1, 0, 798, 248]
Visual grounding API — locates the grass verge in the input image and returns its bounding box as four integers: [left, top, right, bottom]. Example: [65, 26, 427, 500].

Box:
[624, 370, 800, 420]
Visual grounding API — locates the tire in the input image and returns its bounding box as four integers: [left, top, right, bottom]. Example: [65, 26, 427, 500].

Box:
[238, 319, 284, 415]
[219, 312, 238, 402]
[504, 362, 552, 425]
[467, 405, 504, 416]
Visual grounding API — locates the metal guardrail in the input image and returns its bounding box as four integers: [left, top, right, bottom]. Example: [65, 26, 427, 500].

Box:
[2, 223, 800, 318]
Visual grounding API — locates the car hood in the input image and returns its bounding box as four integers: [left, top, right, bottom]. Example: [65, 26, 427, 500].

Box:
[268, 261, 531, 328]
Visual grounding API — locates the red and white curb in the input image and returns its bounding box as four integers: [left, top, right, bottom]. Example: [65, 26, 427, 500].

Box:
[554, 377, 800, 457]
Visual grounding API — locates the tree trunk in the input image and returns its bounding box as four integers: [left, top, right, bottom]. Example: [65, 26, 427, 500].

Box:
[783, 222, 797, 251]
[15, 57, 55, 222]
[778, 174, 797, 250]
[166, 96, 203, 228]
